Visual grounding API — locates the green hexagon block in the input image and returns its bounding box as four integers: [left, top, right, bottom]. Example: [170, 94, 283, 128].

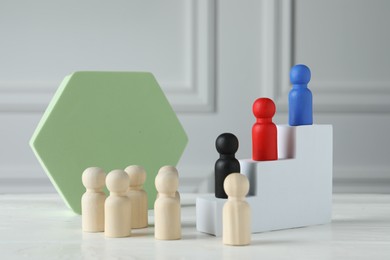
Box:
[30, 72, 188, 214]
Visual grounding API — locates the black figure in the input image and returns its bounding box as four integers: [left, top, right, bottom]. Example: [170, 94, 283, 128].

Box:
[215, 133, 240, 198]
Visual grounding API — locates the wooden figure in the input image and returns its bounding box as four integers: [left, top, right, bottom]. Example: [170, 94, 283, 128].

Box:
[289, 64, 313, 126]
[125, 165, 148, 229]
[104, 169, 131, 238]
[223, 173, 251, 246]
[252, 98, 278, 161]
[154, 166, 181, 240]
[215, 133, 240, 198]
[81, 167, 106, 232]
[156, 165, 180, 201]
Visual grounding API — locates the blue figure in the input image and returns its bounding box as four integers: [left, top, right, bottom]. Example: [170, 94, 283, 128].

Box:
[289, 64, 313, 126]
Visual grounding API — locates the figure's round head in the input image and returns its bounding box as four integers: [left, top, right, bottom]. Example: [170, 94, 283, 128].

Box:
[157, 165, 178, 178]
[106, 169, 130, 193]
[224, 173, 249, 198]
[215, 133, 239, 155]
[290, 64, 311, 85]
[82, 167, 106, 190]
[252, 98, 276, 118]
[155, 166, 179, 194]
[125, 165, 146, 187]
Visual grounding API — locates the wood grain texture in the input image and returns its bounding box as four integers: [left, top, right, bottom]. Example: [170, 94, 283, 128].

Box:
[81, 167, 106, 232]
[222, 173, 251, 246]
[154, 166, 181, 240]
[104, 170, 131, 238]
[125, 165, 148, 229]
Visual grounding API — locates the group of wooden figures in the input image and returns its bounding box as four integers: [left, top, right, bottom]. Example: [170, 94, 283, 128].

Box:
[81, 164, 251, 245]
[215, 64, 314, 245]
[81, 165, 181, 240]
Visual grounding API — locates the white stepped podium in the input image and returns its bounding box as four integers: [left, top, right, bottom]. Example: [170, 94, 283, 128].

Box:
[196, 125, 333, 236]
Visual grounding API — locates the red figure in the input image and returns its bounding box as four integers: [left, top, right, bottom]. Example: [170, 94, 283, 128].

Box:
[252, 98, 278, 161]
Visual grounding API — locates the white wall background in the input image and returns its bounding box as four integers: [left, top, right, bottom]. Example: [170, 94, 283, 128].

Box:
[0, 0, 389, 194]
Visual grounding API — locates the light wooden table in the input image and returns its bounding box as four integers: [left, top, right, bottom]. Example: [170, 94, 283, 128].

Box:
[0, 193, 389, 259]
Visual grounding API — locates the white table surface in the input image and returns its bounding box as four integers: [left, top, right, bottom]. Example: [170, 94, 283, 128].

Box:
[0, 193, 389, 260]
